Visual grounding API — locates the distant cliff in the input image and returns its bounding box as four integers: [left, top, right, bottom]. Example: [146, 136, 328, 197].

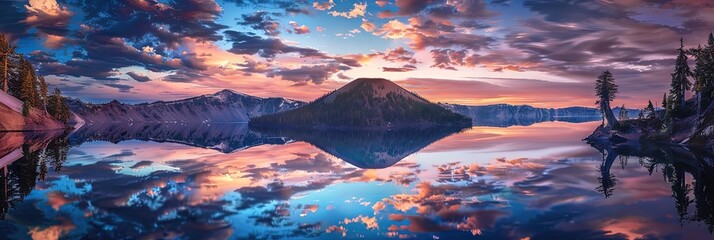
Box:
[441, 103, 630, 127]
[68, 90, 305, 124]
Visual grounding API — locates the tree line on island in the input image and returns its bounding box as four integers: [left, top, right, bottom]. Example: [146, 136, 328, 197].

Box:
[593, 33, 714, 144]
[0, 34, 70, 124]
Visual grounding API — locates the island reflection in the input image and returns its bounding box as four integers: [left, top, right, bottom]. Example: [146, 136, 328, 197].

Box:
[252, 126, 469, 169]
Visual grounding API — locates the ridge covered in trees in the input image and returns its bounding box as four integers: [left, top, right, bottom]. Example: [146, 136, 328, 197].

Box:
[0, 33, 70, 125]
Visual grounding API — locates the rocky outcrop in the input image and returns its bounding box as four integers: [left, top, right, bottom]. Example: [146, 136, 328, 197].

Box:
[687, 100, 714, 151]
[586, 98, 714, 152]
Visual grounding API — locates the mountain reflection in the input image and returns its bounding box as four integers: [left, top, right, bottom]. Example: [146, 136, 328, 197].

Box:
[252, 126, 469, 169]
[69, 123, 291, 153]
[590, 140, 714, 230]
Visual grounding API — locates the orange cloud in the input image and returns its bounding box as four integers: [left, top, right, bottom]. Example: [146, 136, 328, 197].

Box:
[361, 19, 376, 32]
[46, 191, 73, 210]
[24, 0, 74, 49]
[342, 215, 379, 230]
[313, 0, 335, 11]
[289, 21, 311, 34]
[28, 218, 76, 240]
[329, 3, 368, 19]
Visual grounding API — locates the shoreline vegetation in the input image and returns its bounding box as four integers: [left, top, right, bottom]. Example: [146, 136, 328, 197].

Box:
[0, 34, 71, 132]
[586, 33, 714, 152]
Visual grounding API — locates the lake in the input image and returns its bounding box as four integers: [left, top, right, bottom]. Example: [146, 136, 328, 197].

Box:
[1, 121, 713, 239]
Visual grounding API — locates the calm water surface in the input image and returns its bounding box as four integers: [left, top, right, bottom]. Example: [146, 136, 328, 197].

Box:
[1, 121, 713, 239]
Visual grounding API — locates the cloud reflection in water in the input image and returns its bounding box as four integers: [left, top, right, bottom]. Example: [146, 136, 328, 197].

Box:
[0, 121, 713, 239]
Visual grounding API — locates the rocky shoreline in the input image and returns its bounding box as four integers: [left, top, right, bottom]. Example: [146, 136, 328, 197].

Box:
[585, 98, 714, 152]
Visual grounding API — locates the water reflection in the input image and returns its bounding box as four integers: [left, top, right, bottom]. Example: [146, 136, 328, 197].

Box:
[252, 126, 468, 169]
[69, 123, 290, 153]
[1, 131, 69, 221]
[590, 140, 714, 231]
[472, 115, 601, 127]
[0, 122, 713, 239]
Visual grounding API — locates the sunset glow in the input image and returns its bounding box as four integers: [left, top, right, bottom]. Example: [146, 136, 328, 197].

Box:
[4, 0, 713, 107]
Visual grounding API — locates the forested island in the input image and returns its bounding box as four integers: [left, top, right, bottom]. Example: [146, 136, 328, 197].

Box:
[250, 78, 472, 129]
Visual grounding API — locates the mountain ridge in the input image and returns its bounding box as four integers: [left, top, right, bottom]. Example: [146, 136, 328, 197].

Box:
[69, 89, 306, 124]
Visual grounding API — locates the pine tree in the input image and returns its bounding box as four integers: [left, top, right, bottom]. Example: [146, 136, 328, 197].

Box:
[39, 76, 48, 112]
[691, 33, 714, 113]
[60, 98, 70, 124]
[0, 33, 13, 93]
[662, 93, 668, 109]
[48, 87, 69, 124]
[20, 62, 36, 106]
[6, 52, 22, 97]
[595, 70, 619, 128]
[645, 100, 656, 119]
[669, 38, 692, 113]
[47, 88, 58, 118]
[28, 61, 40, 108]
[6, 55, 42, 106]
[618, 104, 629, 121]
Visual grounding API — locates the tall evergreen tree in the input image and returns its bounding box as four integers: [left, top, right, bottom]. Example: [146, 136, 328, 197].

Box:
[39, 76, 48, 112]
[48, 87, 69, 124]
[0, 34, 13, 93]
[645, 100, 656, 119]
[662, 93, 668, 109]
[20, 64, 35, 106]
[691, 33, 714, 113]
[669, 38, 693, 113]
[19, 59, 41, 108]
[6, 52, 22, 97]
[595, 70, 619, 128]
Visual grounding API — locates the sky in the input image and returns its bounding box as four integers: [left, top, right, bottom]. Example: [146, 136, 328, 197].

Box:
[1, 0, 714, 108]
